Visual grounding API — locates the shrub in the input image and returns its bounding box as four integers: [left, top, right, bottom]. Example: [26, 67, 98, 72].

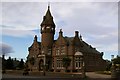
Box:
[72, 70, 77, 72]
[56, 70, 60, 72]
[66, 70, 70, 72]
[50, 69, 54, 72]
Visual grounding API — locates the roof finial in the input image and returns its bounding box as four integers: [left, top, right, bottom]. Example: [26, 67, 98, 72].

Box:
[59, 29, 63, 36]
[48, 2, 50, 9]
[34, 35, 37, 41]
[60, 29, 62, 32]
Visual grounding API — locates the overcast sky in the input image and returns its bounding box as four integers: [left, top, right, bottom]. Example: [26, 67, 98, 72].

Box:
[0, 1, 119, 60]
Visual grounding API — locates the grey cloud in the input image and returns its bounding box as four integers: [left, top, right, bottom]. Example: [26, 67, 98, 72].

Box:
[0, 43, 14, 55]
[2, 2, 46, 27]
[2, 28, 36, 37]
[1, 2, 118, 53]
[53, 3, 117, 34]
[0, 25, 37, 37]
[1, 0, 119, 2]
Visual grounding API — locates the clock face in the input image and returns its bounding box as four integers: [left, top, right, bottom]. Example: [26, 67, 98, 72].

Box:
[46, 26, 50, 29]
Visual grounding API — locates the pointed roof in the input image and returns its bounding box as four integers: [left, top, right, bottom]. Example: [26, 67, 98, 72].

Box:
[41, 5, 55, 26]
[45, 5, 52, 17]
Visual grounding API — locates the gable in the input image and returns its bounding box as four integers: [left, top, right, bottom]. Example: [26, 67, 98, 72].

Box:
[28, 41, 41, 51]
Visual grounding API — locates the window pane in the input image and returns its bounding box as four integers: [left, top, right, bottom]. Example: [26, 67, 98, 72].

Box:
[76, 62, 78, 67]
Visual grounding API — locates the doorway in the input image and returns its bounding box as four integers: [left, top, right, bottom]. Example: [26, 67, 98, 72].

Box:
[39, 59, 44, 71]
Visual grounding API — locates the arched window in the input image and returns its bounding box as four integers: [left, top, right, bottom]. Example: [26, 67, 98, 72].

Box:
[74, 52, 83, 69]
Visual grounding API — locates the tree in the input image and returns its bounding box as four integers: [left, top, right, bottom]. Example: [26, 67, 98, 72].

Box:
[0, 43, 14, 56]
[2, 55, 6, 69]
[113, 55, 120, 64]
[105, 60, 112, 71]
[17, 59, 24, 70]
[62, 57, 71, 72]
[13, 58, 20, 69]
[2, 55, 6, 73]
[6, 57, 14, 69]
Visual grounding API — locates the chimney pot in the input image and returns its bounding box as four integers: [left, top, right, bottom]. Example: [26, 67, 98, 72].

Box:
[59, 29, 63, 36]
[75, 31, 79, 37]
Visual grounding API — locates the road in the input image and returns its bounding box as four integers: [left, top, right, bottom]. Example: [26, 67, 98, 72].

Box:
[1, 72, 112, 80]
[86, 72, 111, 78]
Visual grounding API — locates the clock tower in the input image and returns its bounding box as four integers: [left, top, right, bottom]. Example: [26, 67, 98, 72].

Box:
[40, 5, 55, 70]
[40, 5, 55, 54]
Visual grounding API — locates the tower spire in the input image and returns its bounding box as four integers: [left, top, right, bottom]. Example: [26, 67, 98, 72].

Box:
[48, 2, 50, 9]
[41, 3, 55, 27]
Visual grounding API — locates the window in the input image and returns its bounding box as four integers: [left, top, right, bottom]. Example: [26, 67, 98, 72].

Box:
[48, 49, 51, 55]
[56, 58, 63, 69]
[75, 47, 79, 52]
[42, 26, 45, 30]
[61, 46, 65, 55]
[79, 62, 81, 67]
[76, 62, 78, 67]
[56, 48, 60, 55]
[52, 28, 54, 31]
[75, 57, 82, 69]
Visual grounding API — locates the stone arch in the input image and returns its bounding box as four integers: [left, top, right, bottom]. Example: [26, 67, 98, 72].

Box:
[75, 51, 83, 56]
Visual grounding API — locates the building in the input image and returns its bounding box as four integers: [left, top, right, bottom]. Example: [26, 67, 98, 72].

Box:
[27, 5, 106, 72]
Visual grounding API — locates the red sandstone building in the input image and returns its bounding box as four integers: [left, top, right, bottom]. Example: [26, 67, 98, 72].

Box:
[27, 5, 106, 72]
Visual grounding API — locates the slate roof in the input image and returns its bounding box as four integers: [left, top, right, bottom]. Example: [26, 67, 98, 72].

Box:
[82, 41, 100, 53]
[64, 36, 74, 45]
[63, 36, 100, 54]
[41, 6, 55, 26]
[28, 42, 41, 51]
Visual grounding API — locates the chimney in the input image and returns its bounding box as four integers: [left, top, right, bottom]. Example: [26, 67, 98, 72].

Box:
[75, 31, 79, 37]
[2, 55, 5, 59]
[80, 34, 82, 40]
[59, 29, 63, 36]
